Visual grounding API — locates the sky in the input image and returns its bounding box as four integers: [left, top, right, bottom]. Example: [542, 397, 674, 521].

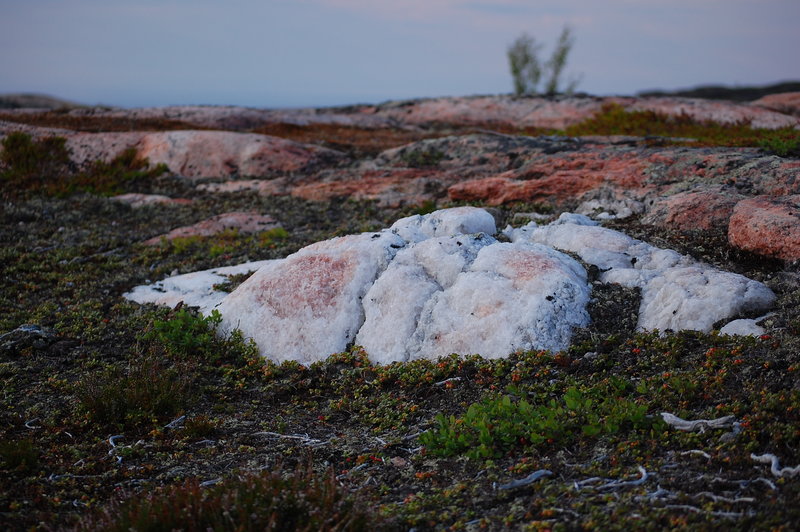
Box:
[1, 0, 798, 109]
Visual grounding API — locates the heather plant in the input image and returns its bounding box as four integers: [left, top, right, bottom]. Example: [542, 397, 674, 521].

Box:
[78, 467, 381, 531]
[75, 351, 194, 428]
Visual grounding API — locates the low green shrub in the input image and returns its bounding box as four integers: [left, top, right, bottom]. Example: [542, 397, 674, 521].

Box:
[78, 467, 381, 531]
[758, 136, 800, 157]
[146, 308, 223, 361]
[421, 382, 654, 459]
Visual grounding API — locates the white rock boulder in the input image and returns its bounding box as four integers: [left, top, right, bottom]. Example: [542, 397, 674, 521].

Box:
[125, 207, 776, 364]
[214, 231, 405, 364]
[507, 214, 776, 333]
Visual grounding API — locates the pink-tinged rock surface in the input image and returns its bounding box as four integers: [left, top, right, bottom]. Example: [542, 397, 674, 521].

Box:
[65, 132, 148, 166]
[642, 186, 745, 231]
[448, 151, 649, 205]
[752, 92, 800, 118]
[111, 193, 192, 208]
[144, 212, 280, 245]
[215, 231, 405, 364]
[728, 196, 800, 261]
[618, 97, 800, 129]
[378, 96, 607, 129]
[43, 130, 345, 179]
[135, 131, 346, 179]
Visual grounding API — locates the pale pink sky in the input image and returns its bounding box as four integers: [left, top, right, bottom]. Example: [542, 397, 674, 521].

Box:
[1, 0, 797, 107]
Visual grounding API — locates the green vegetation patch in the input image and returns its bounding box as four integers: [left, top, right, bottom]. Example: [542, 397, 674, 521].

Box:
[1, 132, 167, 199]
[561, 103, 800, 152]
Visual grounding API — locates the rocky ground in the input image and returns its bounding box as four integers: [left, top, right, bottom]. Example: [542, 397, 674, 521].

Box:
[1, 93, 799, 530]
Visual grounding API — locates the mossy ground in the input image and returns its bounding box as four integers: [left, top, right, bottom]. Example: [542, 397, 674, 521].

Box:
[1, 112, 799, 530]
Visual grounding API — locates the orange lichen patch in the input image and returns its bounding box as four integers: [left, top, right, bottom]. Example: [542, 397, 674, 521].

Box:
[728, 196, 800, 261]
[449, 152, 647, 205]
[254, 254, 354, 319]
[291, 169, 447, 207]
[644, 187, 744, 231]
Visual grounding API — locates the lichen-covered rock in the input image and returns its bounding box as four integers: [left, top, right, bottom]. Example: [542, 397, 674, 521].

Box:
[728, 195, 800, 261]
[401, 241, 590, 361]
[388, 206, 497, 243]
[136, 131, 346, 179]
[144, 212, 280, 245]
[509, 214, 776, 333]
[752, 92, 800, 117]
[214, 231, 405, 364]
[642, 186, 744, 231]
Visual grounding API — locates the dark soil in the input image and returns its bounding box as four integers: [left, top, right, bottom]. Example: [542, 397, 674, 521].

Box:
[1, 117, 799, 531]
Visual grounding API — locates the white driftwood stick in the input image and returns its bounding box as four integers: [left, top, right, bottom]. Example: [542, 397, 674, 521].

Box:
[751, 453, 800, 478]
[661, 412, 736, 432]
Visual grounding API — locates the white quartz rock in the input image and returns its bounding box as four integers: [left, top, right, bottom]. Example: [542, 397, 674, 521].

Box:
[390, 206, 496, 243]
[404, 242, 591, 360]
[508, 215, 775, 333]
[215, 231, 406, 365]
[356, 233, 496, 364]
[123, 260, 274, 313]
[720, 319, 766, 337]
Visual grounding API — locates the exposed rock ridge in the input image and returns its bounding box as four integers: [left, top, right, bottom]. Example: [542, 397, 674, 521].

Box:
[125, 208, 775, 365]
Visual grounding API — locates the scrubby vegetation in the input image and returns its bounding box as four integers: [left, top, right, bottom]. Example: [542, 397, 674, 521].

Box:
[560, 103, 800, 152]
[0, 108, 799, 530]
[0, 132, 167, 199]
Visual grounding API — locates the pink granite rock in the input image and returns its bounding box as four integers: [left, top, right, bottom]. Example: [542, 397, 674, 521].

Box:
[111, 193, 192, 208]
[752, 92, 800, 118]
[135, 131, 346, 179]
[448, 151, 648, 205]
[144, 212, 280, 245]
[619, 97, 800, 129]
[728, 196, 800, 261]
[64, 132, 147, 166]
[643, 186, 745, 231]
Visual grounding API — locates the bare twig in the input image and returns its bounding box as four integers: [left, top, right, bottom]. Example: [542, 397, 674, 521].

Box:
[751, 453, 800, 478]
[200, 478, 222, 487]
[696, 492, 755, 504]
[663, 504, 743, 519]
[24, 418, 41, 429]
[680, 450, 711, 460]
[661, 413, 736, 432]
[496, 469, 552, 490]
[595, 466, 648, 491]
[435, 377, 462, 386]
[252, 431, 329, 447]
[164, 415, 186, 429]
